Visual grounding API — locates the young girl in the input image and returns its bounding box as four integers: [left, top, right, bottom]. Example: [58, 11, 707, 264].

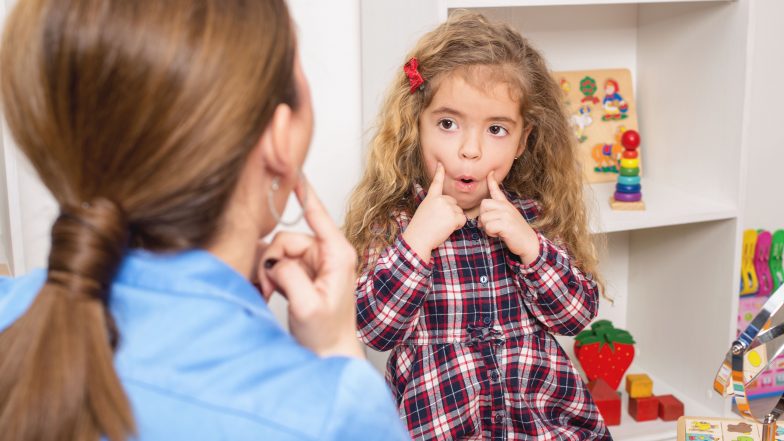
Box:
[345, 11, 610, 441]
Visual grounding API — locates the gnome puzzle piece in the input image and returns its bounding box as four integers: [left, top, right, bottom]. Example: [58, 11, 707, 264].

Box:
[602, 79, 629, 121]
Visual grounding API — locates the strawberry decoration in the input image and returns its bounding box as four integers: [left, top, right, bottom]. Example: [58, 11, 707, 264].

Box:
[574, 320, 635, 390]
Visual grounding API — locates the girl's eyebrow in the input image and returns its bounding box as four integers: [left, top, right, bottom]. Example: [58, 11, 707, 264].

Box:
[431, 106, 518, 126]
[431, 106, 464, 117]
[486, 116, 518, 125]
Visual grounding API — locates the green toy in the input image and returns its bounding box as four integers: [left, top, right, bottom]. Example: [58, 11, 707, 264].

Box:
[771, 230, 784, 291]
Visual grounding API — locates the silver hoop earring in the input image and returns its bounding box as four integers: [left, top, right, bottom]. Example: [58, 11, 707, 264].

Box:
[267, 174, 307, 226]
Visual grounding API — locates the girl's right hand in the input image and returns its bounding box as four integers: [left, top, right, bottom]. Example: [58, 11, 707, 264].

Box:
[256, 178, 364, 359]
[402, 163, 466, 260]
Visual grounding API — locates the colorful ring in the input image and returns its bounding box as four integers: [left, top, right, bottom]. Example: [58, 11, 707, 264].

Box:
[616, 183, 642, 193]
[618, 175, 641, 186]
[622, 150, 638, 159]
[620, 167, 639, 177]
[614, 191, 642, 202]
[620, 158, 640, 169]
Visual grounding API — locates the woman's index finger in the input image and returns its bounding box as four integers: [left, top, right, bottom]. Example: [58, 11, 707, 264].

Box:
[296, 176, 341, 239]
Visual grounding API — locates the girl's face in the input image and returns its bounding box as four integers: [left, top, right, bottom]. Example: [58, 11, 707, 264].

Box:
[418, 71, 526, 217]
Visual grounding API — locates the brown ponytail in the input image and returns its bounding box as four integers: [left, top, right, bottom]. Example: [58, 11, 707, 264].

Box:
[0, 199, 133, 441]
[0, 0, 296, 440]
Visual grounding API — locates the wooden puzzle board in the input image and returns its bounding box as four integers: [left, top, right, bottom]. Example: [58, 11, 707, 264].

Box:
[677, 416, 784, 441]
[553, 68, 640, 184]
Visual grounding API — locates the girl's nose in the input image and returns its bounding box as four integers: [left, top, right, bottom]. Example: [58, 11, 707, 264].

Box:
[459, 133, 482, 160]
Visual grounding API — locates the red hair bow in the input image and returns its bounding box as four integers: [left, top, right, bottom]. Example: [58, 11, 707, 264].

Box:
[404, 57, 425, 93]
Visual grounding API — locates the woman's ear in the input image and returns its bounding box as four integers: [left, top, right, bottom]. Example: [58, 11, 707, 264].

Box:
[258, 103, 293, 176]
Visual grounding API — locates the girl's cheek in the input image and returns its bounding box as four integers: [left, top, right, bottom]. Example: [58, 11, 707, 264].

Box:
[423, 155, 439, 178]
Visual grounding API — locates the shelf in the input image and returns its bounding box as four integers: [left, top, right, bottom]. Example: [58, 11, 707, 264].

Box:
[608, 366, 717, 441]
[555, 336, 723, 439]
[555, 337, 722, 440]
[586, 178, 738, 234]
[447, 0, 729, 8]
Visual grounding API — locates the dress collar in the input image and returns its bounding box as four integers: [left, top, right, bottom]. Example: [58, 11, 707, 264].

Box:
[115, 248, 272, 320]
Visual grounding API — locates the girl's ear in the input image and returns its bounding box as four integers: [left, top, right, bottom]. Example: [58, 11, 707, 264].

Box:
[516, 125, 533, 158]
[257, 103, 294, 177]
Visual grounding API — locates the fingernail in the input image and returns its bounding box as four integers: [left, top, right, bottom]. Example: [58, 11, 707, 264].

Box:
[264, 258, 278, 269]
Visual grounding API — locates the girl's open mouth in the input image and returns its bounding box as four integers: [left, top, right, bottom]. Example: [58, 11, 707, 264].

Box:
[455, 175, 477, 192]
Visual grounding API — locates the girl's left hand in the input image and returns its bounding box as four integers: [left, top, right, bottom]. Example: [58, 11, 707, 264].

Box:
[478, 171, 540, 265]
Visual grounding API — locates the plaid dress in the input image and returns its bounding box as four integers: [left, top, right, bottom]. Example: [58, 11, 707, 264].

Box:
[356, 187, 611, 441]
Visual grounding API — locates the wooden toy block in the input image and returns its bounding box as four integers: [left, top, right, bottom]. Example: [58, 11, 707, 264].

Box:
[629, 396, 659, 422]
[657, 394, 684, 421]
[609, 198, 645, 210]
[588, 379, 621, 426]
[625, 373, 653, 398]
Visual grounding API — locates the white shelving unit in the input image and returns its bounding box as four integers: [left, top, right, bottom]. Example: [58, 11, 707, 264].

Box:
[361, 1, 751, 439]
[588, 178, 737, 234]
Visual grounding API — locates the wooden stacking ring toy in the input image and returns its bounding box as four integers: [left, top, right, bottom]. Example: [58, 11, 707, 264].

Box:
[613, 191, 642, 202]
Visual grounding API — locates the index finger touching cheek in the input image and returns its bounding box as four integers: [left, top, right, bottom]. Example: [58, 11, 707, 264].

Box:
[487, 171, 507, 201]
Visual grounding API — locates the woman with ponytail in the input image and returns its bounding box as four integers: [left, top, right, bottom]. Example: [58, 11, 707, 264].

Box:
[0, 1, 407, 440]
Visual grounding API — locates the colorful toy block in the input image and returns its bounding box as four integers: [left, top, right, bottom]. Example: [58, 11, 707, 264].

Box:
[657, 394, 684, 421]
[629, 395, 659, 422]
[625, 373, 653, 398]
[588, 378, 621, 426]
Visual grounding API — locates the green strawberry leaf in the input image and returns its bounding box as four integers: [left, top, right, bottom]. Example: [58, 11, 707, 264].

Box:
[576, 335, 603, 345]
[575, 320, 635, 350]
[591, 320, 614, 331]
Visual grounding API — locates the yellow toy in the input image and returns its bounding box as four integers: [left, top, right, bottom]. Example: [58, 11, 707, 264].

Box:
[625, 373, 653, 399]
[741, 229, 760, 295]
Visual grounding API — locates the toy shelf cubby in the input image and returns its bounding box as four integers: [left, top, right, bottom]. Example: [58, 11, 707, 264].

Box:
[361, 1, 749, 439]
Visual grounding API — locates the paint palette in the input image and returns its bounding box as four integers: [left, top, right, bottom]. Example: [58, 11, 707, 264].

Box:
[677, 417, 784, 441]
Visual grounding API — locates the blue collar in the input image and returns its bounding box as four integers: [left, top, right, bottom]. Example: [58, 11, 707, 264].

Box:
[115, 248, 273, 320]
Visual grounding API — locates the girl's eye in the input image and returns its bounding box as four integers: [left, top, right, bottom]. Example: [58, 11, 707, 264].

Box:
[488, 125, 509, 136]
[438, 119, 458, 131]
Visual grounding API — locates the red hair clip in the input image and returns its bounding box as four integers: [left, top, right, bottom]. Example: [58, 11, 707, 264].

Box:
[404, 57, 425, 93]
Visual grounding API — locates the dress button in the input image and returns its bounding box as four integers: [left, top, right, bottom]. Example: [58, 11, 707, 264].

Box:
[471, 233, 479, 240]
[482, 315, 492, 325]
[491, 370, 500, 382]
[494, 412, 505, 424]
[480, 275, 488, 284]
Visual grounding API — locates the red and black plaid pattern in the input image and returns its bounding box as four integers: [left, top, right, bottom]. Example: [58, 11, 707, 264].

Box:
[356, 187, 610, 440]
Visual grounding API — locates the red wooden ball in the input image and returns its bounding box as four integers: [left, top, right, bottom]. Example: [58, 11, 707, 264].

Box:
[621, 130, 640, 150]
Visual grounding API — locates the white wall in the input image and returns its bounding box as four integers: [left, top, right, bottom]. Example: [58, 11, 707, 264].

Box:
[288, 0, 362, 227]
[742, 0, 784, 231]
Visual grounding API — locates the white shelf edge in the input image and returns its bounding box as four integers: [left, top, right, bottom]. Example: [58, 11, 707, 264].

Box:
[586, 178, 738, 234]
[447, 0, 732, 9]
